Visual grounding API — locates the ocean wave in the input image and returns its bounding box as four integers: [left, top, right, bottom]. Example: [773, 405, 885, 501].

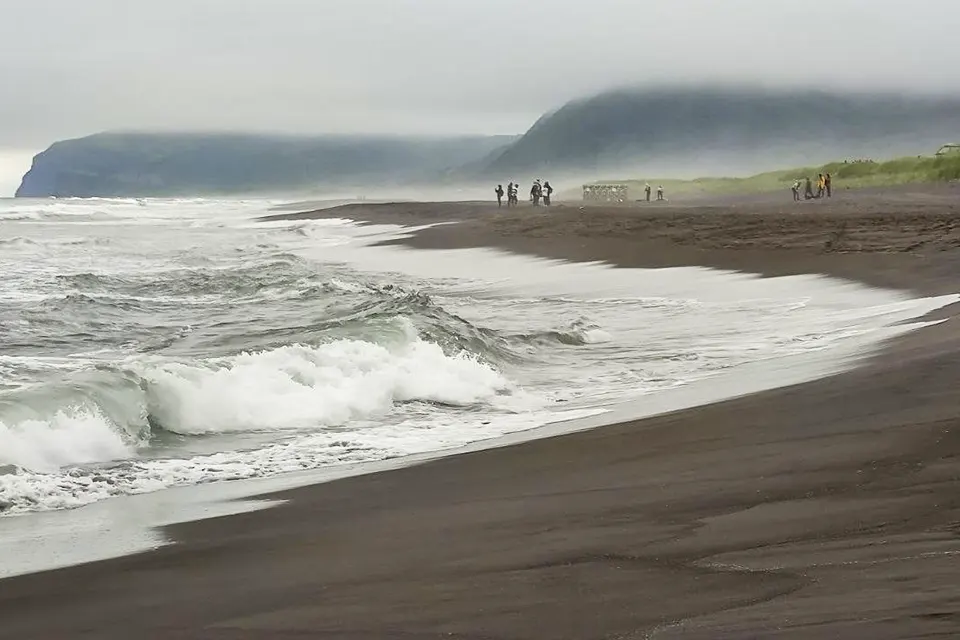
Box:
[0, 235, 111, 249]
[0, 237, 38, 247]
[137, 322, 513, 436]
[10, 255, 610, 382]
[0, 322, 517, 472]
[57, 237, 113, 247]
[53, 253, 315, 299]
[0, 212, 41, 221]
[510, 319, 613, 346]
[17, 259, 555, 372]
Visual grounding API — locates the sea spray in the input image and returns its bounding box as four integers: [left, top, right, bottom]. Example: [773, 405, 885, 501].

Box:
[0, 407, 134, 473]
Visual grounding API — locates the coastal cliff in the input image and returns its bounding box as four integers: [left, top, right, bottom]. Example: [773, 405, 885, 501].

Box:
[15, 133, 515, 198]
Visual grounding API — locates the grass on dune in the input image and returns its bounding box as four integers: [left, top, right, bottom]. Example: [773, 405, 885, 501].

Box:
[598, 152, 960, 198]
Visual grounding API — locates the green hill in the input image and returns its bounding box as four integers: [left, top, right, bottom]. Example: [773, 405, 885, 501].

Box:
[483, 87, 960, 178]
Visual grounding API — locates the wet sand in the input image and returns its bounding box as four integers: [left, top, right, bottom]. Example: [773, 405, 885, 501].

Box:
[4, 188, 960, 639]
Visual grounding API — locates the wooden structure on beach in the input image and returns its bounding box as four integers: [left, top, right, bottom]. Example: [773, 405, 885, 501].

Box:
[582, 184, 629, 203]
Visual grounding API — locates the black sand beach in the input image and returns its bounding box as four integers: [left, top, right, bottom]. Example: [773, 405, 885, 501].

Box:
[3, 189, 960, 639]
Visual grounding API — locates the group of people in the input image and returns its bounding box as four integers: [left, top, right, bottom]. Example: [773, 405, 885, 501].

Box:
[643, 183, 665, 201]
[791, 173, 832, 201]
[581, 182, 665, 203]
[495, 180, 554, 207]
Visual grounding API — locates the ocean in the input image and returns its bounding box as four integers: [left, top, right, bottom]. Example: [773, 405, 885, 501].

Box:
[0, 197, 955, 518]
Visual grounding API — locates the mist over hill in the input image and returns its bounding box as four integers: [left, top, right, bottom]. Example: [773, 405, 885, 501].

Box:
[481, 87, 960, 180]
[15, 87, 960, 198]
[15, 133, 515, 198]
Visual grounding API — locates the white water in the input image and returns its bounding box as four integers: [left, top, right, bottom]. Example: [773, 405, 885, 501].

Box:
[0, 197, 956, 517]
[139, 325, 516, 436]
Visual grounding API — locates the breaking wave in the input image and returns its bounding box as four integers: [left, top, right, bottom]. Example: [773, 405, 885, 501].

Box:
[0, 321, 517, 474]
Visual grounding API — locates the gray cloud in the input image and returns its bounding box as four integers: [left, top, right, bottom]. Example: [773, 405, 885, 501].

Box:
[2, 0, 959, 150]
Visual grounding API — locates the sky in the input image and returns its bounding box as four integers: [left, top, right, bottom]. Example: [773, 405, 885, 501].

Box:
[2, 0, 959, 160]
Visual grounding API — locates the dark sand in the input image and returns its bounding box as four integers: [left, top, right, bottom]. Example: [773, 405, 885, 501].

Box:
[4, 188, 960, 639]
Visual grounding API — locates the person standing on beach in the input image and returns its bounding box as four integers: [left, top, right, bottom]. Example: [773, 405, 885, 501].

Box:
[507, 182, 515, 206]
[656, 185, 664, 201]
[825, 173, 832, 198]
[791, 179, 801, 202]
[816, 174, 825, 198]
[530, 182, 540, 206]
[804, 177, 815, 200]
[543, 181, 554, 206]
[644, 183, 652, 202]
[495, 184, 504, 207]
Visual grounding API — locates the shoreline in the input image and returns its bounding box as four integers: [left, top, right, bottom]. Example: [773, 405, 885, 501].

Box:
[3, 194, 960, 638]
[263, 189, 960, 297]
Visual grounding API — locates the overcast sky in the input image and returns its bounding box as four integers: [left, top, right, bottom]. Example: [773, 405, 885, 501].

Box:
[2, 0, 960, 154]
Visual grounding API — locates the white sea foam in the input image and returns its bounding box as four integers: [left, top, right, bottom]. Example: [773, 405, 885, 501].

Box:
[0, 408, 133, 473]
[137, 327, 516, 436]
[0, 406, 605, 515]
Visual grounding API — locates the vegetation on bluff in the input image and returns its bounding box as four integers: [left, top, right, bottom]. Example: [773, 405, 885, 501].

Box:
[605, 153, 960, 199]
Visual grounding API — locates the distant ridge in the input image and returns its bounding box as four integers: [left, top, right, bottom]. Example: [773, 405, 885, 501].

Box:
[480, 87, 960, 178]
[15, 132, 516, 198]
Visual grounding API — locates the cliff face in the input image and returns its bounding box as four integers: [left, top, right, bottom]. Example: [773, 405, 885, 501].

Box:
[15, 133, 515, 198]
[480, 88, 960, 177]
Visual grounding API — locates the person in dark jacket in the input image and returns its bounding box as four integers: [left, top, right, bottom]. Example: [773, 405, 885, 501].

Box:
[543, 181, 554, 206]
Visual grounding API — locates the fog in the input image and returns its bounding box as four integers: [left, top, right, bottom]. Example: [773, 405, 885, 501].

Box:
[3, 0, 960, 195]
[0, 153, 34, 197]
[3, 0, 960, 150]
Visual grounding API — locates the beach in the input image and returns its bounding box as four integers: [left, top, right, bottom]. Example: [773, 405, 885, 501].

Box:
[3, 189, 960, 639]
